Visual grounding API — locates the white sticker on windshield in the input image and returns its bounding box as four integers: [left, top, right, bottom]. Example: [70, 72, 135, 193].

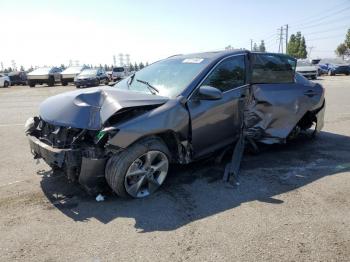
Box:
[182, 58, 204, 64]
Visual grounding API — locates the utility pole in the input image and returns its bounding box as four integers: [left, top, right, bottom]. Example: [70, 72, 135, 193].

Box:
[125, 54, 130, 66]
[118, 53, 124, 67]
[250, 39, 253, 51]
[278, 27, 284, 53]
[285, 24, 288, 54]
[0, 62, 3, 72]
[113, 55, 116, 67]
[11, 60, 17, 71]
[308, 46, 315, 58]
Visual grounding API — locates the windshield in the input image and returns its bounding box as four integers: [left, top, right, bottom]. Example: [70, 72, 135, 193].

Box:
[79, 69, 97, 76]
[113, 67, 124, 72]
[114, 57, 210, 97]
[62, 66, 84, 74]
[297, 61, 312, 66]
[30, 67, 51, 74]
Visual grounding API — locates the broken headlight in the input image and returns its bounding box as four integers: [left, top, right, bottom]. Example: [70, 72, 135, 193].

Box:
[24, 117, 39, 134]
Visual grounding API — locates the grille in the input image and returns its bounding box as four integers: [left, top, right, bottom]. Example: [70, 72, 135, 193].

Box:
[37, 120, 83, 149]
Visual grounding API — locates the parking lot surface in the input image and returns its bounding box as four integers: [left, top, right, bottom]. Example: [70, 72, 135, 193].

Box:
[0, 77, 350, 261]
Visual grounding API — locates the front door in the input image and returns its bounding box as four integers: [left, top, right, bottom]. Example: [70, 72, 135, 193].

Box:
[187, 54, 248, 159]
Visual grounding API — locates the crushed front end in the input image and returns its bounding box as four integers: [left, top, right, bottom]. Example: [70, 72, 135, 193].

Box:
[26, 117, 110, 195]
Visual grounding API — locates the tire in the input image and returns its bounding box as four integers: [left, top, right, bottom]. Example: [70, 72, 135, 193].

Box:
[105, 137, 170, 198]
[48, 77, 55, 87]
[95, 79, 100, 86]
[328, 70, 335, 76]
[62, 81, 68, 86]
[4, 81, 9, 88]
[311, 75, 317, 80]
[105, 79, 109, 85]
[345, 72, 350, 76]
[76, 85, 80, 88]
[28, 80, 35, 88]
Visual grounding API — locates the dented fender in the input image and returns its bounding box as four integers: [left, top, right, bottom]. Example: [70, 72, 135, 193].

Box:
[107, 97, 190, 149]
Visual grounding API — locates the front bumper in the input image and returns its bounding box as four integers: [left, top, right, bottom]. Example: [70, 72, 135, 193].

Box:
[74, 78, 98, 86]
[297, 71, 317, 77]
[315, 100, 325, 131]
[28, 134, 107, 194]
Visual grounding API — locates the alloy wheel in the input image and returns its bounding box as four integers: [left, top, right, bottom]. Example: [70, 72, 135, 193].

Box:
[124, 150, 169, 198]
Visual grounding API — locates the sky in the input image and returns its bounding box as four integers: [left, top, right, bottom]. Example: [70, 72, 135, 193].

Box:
[0, 0, 349, 69]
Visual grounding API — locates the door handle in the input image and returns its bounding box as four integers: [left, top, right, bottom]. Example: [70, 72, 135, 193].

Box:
[304, 90, 317, 97]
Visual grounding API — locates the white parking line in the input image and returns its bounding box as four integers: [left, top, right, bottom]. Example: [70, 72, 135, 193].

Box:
[0, 123, 23, 127]
[0, 180, 25, 188]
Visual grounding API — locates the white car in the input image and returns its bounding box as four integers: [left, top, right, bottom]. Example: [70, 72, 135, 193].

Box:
[0, 73, 10, 87]
[296, 60, 318, 80]
[27, 67, 62, 87]
[111, 67, 127, 81]
[60, 66, 88, 86]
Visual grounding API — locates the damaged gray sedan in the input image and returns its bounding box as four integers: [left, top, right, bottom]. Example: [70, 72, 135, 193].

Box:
[25, 50, 325, 198]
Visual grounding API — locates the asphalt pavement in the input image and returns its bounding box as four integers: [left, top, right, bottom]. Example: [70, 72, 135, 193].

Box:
[0, 77, 349, 261]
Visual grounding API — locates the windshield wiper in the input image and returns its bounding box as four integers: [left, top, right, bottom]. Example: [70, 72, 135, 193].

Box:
[127, 73, 136, 89]
[136, 79, 159, 95]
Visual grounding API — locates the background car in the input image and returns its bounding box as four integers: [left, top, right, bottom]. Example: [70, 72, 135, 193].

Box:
[318, 59, 350, 76]
[111, 67, 127, 81]
[74, 68, 109, 88]
[8, 71, 27, 85]
[60, 66, 88, 86]
[27, 67, 62, 87]
[296, 60, 318, 79]
[0, 73, 10, 87]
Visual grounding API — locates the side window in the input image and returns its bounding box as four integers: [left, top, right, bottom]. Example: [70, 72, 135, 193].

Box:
[251, 54, 296, 84]
[202, 55, 246, 92]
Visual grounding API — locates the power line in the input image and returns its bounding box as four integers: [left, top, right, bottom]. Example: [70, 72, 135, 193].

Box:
[306, 33, 345, 41]
[292, 14, 350, 31]
[291, 6, 350, 28]
[302, 27, 347, 37]
[289, 1, 350, 27]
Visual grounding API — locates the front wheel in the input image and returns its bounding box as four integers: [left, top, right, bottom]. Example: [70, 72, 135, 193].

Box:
[48, 77, 55, 87]
[4, 81, 9, 87]
[105, 137, 170, 198]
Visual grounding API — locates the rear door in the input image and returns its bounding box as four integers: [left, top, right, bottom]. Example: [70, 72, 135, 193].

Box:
[187, 54, 249, 159]
[249, 53, 316, 140]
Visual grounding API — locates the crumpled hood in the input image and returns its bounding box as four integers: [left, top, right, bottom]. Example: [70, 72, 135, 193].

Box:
[39, 86, 169, 130]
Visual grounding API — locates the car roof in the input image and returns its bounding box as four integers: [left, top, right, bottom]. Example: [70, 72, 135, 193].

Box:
[167, 50, 294, 63]
[168, 50, 248, 61]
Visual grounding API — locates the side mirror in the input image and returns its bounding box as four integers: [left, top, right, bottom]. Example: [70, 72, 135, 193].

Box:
[197, 85, 222, 100]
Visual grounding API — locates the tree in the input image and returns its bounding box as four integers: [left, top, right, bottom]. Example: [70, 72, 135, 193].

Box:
[139, 62, 144, 69]
[20, 65, 25, 72]
[134, 62, 139, 71]
[60, 64, 66, 70]
[334, 28, 350, 60]
[104, 64, 108, 71]
[287, 32, 307, 59]
[298, 36, 307, 59]
[129, 63, 134, 72]
[345, 28, 350, 49]
[145, 62, 149, 67]
[253, 43, 259, 51]
[287, 34, 298, 57]
[259, 40, 266, 52]
[335, 43, 348, 59]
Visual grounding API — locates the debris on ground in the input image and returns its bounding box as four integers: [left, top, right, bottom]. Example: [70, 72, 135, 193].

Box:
[95, 194, 105, 202]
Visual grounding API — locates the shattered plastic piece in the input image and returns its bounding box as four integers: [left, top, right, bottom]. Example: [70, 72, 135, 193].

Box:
[95, 194, 105, 202]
